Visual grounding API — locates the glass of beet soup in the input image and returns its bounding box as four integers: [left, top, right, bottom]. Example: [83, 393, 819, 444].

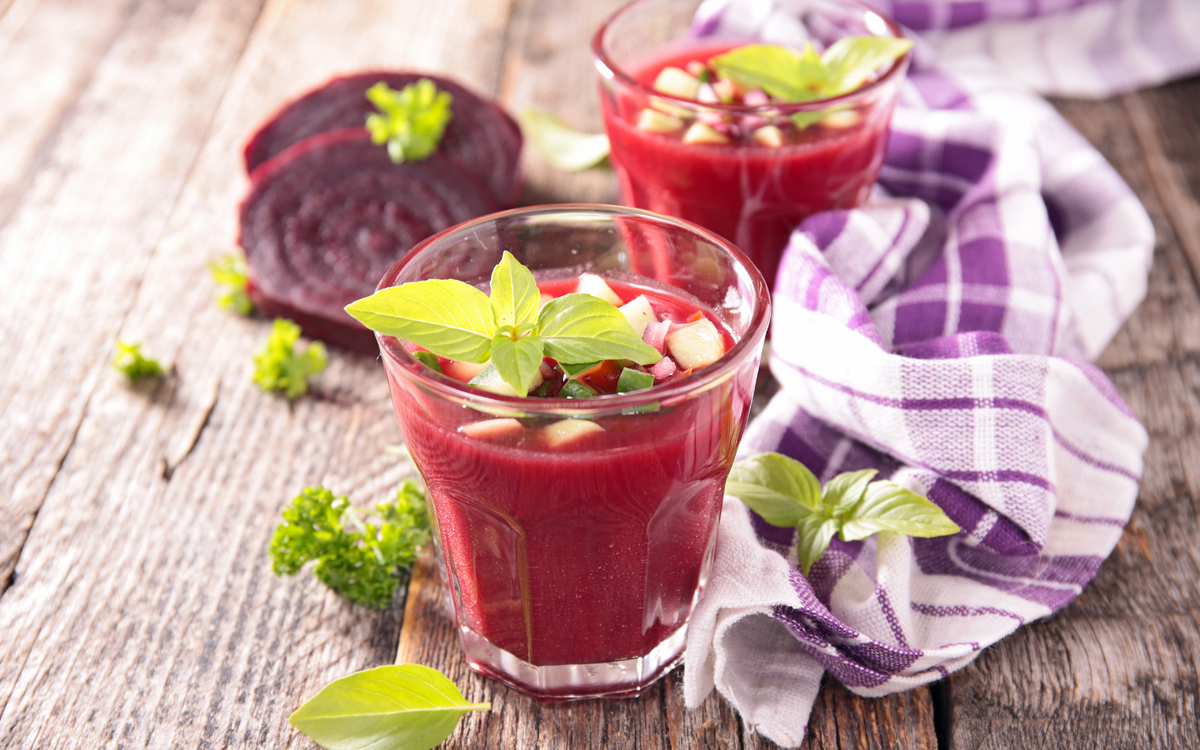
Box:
[594, 0, 910, 286]
[375, 205, 770, 699]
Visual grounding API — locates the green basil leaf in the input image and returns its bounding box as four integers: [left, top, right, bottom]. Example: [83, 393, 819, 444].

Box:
[345, 280, 495, 363]
[713, 43, 828, 103]
[821, 36, 912, 97]
[490, 334, 544, 395]
[725, 452, 822, 526]
[519, 108, 611, 172]
[796, 514, 841, 577]
[538, 293, 661, 365]
[289, 664, 490, 750]
[365, 80, 454, 164]
[490, 251, 541, 331]
[820, 468, 877, 515]
[839, 480, 960, 541]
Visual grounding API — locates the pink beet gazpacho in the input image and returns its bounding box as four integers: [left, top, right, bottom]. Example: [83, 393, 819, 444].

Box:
[348, 206, 770, 700]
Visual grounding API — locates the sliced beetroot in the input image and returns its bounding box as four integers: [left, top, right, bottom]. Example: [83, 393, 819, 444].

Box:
[239, 128, 499, 355]
[243, 71, 523, 207]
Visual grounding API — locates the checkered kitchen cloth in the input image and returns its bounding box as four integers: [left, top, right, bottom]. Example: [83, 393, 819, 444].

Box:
[680, 1, 1191, 745]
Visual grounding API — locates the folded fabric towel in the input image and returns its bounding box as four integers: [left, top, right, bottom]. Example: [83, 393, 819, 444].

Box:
[682, 1, 1163, 745]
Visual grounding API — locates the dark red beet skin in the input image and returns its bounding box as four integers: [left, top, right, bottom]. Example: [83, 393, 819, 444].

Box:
[243, 71, 523, 207]
[238, 128, 500, 355]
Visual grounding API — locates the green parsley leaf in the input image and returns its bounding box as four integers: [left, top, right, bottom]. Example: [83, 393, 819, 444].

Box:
[518, 108, 611, 172]
[345, 279, 496, 364]
[490, 333, 544, 396]
[490, 251, 541, 332]
[268, 483, 431, 609]
[208, 253, 254, 315]
[839, 480, 962, 541]
[113, 340, 165, 380]
[725, 453, 958, 576]
[538, 294, 662, 366]
[289, 664, 490, 750]
[365, 79, 453, 164]
[253, 319, 327, 399]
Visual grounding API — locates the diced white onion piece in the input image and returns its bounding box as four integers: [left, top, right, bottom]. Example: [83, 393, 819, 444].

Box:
[665, 318, 726, 369]
[619, 295, 657, 336]
[743, 89, 770, 106]
[752, 125, 783, 148]
[637, 107, 684, 134]
[460, 418, 524, 440]
[822, 110, 862, 129]
[712, 78, 737, 103]
[643, 320, 671, 354]
[649, 356, 678, 384]
[697, 83, 720, 104]
[543, 419, 605, 448]
[682, 122, 730, 145]
[442, 359, 488, 383]
[576, 273, 623, 305]
[652, 66, 702, 99]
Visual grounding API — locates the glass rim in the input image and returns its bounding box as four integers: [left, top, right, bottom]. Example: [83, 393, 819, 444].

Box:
[591, 0, 910, 114]
[375, 203, 772, 416]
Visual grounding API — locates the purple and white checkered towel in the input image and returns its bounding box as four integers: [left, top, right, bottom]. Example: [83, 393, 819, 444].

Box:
[681, 1, 1172, 745]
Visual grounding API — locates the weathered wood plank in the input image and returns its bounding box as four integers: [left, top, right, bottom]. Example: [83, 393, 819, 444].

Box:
[943, 80, 1200, 748]
[0, 0, 141, 593]
[0, 0, 521, 746]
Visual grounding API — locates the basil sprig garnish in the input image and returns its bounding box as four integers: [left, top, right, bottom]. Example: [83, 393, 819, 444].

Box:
[713, 37, 911, 129]
[726, 453, 959, 575]
[345, 252, 661, 395]
[289, 664, 490, 750]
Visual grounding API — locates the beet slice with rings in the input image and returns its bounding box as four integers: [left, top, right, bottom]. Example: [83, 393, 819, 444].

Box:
[239, 128, 500, 355]
[243, 71, 523, 207]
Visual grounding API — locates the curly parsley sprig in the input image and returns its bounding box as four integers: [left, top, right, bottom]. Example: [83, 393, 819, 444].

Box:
[113, 340, 165, 380]
[252, 318, 327, 399]
[269, 482, 431, 609]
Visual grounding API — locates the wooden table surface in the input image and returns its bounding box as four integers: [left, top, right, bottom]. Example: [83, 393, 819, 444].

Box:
[1, 0, 1197, 747]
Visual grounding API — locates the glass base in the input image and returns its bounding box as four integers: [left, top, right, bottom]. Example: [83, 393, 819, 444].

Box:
[457, 622, 688, 701]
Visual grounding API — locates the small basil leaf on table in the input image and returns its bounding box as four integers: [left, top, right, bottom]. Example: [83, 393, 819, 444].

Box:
[290, 664, 490, 750]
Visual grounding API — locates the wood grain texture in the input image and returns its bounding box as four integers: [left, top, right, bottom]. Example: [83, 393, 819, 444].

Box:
[943, 82, 1200, 749]
[0, 0, 519, 746]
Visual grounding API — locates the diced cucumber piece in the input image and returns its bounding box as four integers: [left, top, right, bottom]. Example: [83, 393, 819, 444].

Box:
[665, 318, 726, 369]
[682, 122, 730, 145]
[653, 66, 702, 99]
[617, 368, 654, 393]
[560, 360, 603, 378]
[619, 295, 657, 337]
[560, 380, 597, 399]
[442, 359, 489, 383]
[637, 108, 684, 134]
[576, 273, 624, 305]
[752, 125, 783, 148]
[459, 418, 524, 440]
[412, 350, 443, 373]
[468, 362, 544, 396]
[543, 419, 605, 447]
